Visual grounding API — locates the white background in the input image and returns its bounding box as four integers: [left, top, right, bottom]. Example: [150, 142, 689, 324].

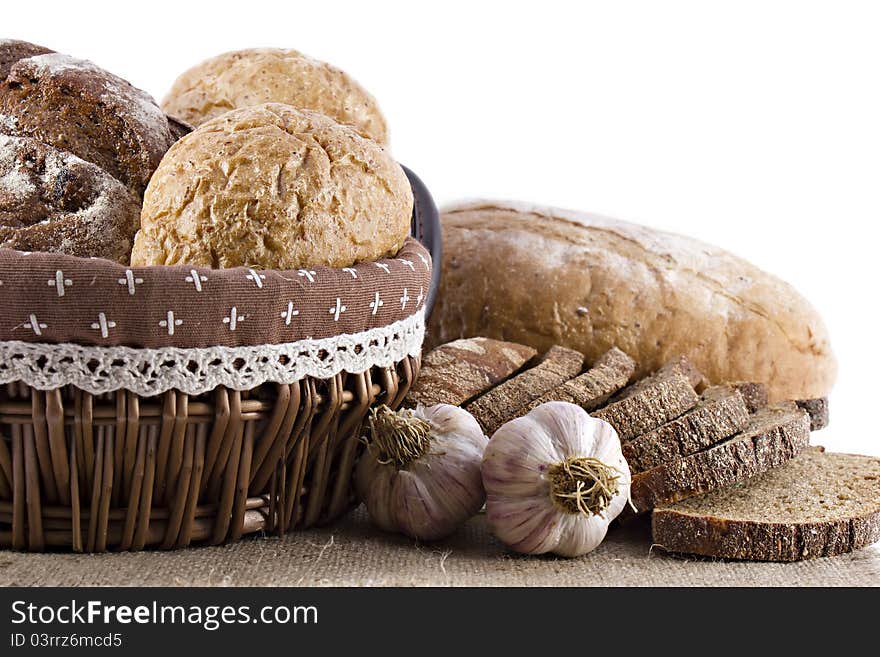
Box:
[6, 1, 878, 454]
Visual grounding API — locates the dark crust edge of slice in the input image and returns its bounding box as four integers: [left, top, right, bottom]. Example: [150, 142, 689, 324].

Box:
[521, 346, 636, 414]
[622, 387, 749, 474]
[629, 406, 811, 513]
[593, 372, 698, 441]
[796, 397, 829, 431]
[651, 509, 880, 562]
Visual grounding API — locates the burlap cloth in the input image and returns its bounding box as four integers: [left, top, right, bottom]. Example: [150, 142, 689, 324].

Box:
[1, 507, 878, 586]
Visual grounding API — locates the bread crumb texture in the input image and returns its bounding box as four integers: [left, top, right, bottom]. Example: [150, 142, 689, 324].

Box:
[653, 448, 880, 560]
[162, 48, 389, 145]
[430, 201, 836, 401]
[131, 103, 412, 270]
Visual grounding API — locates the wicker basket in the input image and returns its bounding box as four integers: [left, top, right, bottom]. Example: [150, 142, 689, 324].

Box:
[0, 167, 439, 552]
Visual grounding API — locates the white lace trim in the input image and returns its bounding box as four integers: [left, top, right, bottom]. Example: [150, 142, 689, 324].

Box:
[0, 309, 425, 397]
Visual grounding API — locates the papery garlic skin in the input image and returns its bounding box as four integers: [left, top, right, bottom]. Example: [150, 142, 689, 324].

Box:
[482, 401, 631, 557]
[356, 404, 488, 541]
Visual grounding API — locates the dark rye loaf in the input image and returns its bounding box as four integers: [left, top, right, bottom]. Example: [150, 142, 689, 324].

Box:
[593, 371, 698, 441]
[630, 403, 811, 512]
[521, 347, 636, 413]
[0, 39, 52, 79]
[405, 337, 537, 408]
[623, 386, 749, 474]
[652, 448, 880, 561]
[0, 48, 176, 196]
[466, 345, 584, 435]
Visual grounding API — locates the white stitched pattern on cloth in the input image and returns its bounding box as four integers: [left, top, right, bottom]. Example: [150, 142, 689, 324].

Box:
[0, 309, 425, 397]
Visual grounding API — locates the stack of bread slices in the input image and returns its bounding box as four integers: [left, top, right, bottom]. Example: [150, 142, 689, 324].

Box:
[405, 338, 880, 562]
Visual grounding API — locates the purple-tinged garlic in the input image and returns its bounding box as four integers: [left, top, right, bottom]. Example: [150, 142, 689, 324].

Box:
[482, 401, 631, 557]
[356, 404, 488, 541]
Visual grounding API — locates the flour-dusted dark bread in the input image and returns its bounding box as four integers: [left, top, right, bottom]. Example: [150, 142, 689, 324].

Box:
[592, 371, 698, 441]
[795, 398, 829, 431]
[0, 51, 176, 196]
[465, 345, 584, 435]
[652, 448, 880, 561]
[0, 39, 52, 79]
[522, 347, 636, 413]
[429, 201, 836, 402]
[630, 404, 811, 512]
[0, 135, 140, 262]
[729, 381, 768, 413]
[623, 386, 750, 473]
[405, 337, 537, 408]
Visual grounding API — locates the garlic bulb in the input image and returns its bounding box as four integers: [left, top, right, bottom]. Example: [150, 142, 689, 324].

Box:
[356, 404, 488, 541]
[482, 401, 631, 557]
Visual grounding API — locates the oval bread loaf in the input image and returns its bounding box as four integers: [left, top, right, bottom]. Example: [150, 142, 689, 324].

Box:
[428, 200, 836, 402]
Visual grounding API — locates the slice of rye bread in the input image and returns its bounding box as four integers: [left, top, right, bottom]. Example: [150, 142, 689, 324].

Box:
[405, 337, 537, 408]
[795, 398, 829, 431]
[592, 371, 698, 441]
[630, 403, 811, 513]
[727, 381, 768, 413]
[609, 355, 707, 403]
[466, 345, 584, 435]
[521, 347, 636, 413]
[623, 386, 750, 474]
[652, 448, 880, 561]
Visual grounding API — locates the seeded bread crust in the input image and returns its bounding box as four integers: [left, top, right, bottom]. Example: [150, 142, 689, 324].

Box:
[162, 48, 389, 145]
[652, 448, 880, 561]
[593, 371, 698, 441]
[405, 337, 537, 408]
[0, 51, 175, 196]
[630, 404, 811, 512]
[623, 386, 749, 473]
[131, 104, 413, 270]
[465, 345, 584, 435]
[522, 347, 636, 413]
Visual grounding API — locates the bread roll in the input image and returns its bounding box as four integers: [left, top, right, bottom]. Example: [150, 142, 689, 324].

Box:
[131, 103, 412, 270]
[429, 201, 835, 402]
[162, 48, 389, 145]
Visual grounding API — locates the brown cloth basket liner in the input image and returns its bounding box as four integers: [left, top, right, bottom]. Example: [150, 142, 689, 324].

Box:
[0, 237, 431, 348]
[0, 237, 432, 551]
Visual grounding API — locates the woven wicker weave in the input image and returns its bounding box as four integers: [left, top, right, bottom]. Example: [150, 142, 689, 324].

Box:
[0, 167, 438, 552]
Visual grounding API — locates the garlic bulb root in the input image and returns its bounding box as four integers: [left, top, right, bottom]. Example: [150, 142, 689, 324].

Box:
[548, 456, 621, 516]
[368, 406, 432, 467]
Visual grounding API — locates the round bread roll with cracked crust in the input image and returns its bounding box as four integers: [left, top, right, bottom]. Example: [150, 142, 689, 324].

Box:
[429, 200, 836, 402]
[131, 103, 412, 270]
[162, 48, 389, 145]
